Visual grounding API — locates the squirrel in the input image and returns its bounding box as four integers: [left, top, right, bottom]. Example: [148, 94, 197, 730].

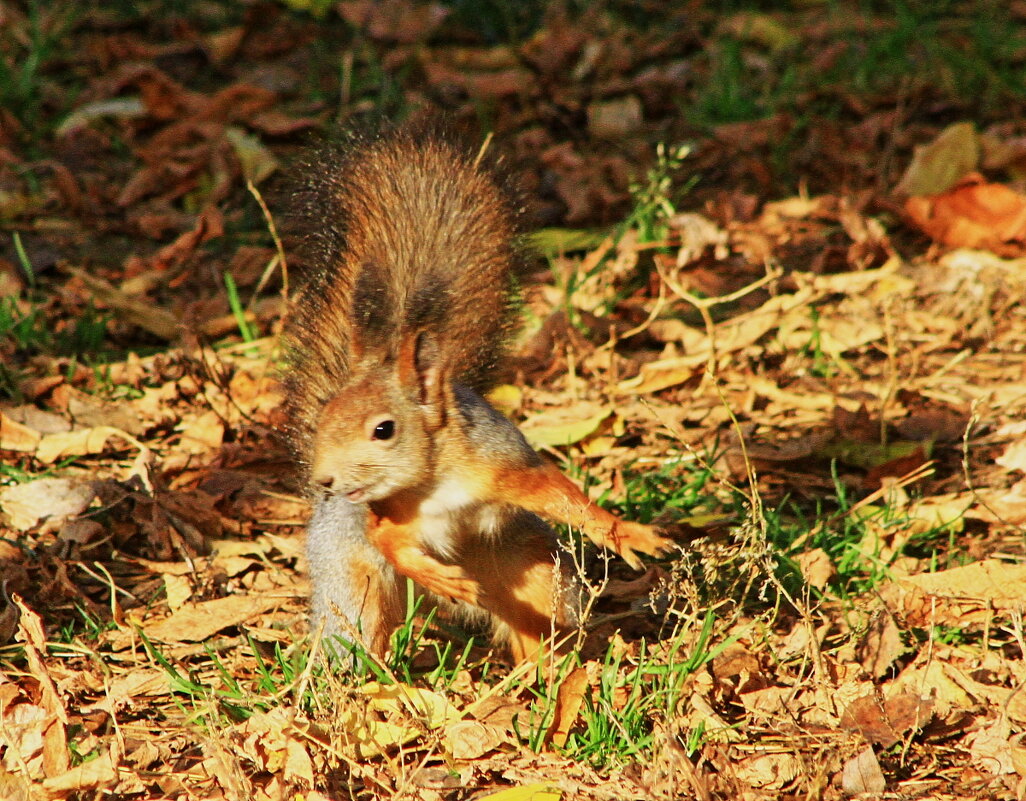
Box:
[281, 127, 672, 663]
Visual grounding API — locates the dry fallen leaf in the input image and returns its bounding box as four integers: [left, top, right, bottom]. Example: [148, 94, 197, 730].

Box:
[443, 720, 507, 760]
[519, 404, 612, 448]
[840, 692, 930, 748]
[794, 547, 835, 590]
[904, 173, 1026, 253]
[996, 438, 1026, 474]
[13, 596, 69, 778]
[547, 666, 590, 748]
[0, 412, 41, 452]
[896, 121, 979, 197]
[42, 751, 118, 793]
[734, 752, 801, 790]
[900, 559, 1026, 609]
[145, 594, 285, 642]
[479, 784, 562, 801]
[858, 611, 905, 679]
[968, 719, 1016, 775]
[35, 425, 148, 465]
[841, 746, 886, 795]
[0, 477, 95, 531]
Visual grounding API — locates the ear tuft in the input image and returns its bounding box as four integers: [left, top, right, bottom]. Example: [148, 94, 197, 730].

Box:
[398, 330, 446, 428]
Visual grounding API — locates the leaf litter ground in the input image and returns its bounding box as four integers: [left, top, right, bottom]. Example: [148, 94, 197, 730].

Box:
[2, 2, 1026, 799]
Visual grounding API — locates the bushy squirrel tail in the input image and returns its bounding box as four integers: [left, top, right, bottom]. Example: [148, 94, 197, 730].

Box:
[281, 125, 524, 466]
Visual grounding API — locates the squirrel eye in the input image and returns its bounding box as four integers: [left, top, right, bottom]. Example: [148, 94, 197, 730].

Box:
[372, 420, 395, 441]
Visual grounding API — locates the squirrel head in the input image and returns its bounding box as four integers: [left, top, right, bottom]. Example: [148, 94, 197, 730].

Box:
[310, 330, 446, 502]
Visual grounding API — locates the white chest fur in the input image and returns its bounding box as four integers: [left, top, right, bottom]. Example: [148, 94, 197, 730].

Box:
[417, 476, 505, 558]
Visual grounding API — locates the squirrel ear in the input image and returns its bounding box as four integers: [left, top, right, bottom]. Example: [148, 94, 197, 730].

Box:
[398, 330, 446, 427]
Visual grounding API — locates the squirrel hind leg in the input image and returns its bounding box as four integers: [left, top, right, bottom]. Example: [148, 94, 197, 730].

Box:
[466, 516, 581, 664]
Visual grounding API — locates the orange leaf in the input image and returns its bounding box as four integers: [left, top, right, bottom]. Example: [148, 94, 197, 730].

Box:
[904, 173, 1026, 253]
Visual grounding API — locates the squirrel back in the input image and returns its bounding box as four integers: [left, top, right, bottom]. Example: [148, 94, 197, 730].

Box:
[281, 129, 523, 480]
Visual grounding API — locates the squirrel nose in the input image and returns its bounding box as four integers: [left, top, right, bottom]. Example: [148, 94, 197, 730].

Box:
[314, 474, 334, 490]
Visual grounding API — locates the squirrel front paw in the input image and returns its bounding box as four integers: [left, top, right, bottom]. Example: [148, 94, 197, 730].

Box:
[378, 540, 482, 605]
[596, 519, 674, 570]
[414, 561, 482, 606]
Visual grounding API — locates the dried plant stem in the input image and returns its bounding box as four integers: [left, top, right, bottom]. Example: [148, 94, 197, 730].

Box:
[654, 261, 780, 384]
[246, 179, 289, 302]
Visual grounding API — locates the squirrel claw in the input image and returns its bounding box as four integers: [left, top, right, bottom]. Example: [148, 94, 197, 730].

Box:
[610, 520, 674, 568]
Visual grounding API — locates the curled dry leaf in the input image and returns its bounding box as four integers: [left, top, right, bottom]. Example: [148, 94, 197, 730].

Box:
[0, 412, 41, 452]
[444, 720, 507, 760]
[35, 425, 148, 465]
[904, 173, 1026, 253]
[794, 547, 835, 590]
[546, 666, 590, 748]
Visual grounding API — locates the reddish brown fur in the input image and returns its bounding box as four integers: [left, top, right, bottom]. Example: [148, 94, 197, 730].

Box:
[281, 131, 520, 480]
[284, 130, 668, 664]
[493, 460, 670, 570]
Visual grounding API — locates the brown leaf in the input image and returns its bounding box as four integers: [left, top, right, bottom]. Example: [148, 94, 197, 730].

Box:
[840, 694, 901, 747]
[794, 548, 835, 590]
[66, 267, 181, 340]
[13, 596, 69, 777]
[444, 720, 507, 760]
[858, 612, 905, 679]
[338, 0, 449, 43]
[547, 666, 589, 748]
[904, 173, 1026, 253]
[42, 752, 118, 793]
[900, 559, 1026, 609]
[968, 719, 1016, 775]
[734, 752, 800, 790]
[0, 477, 96, 531]
[150, 205, 225, 273]
[145, 594, 285, 642]
[840, 746, 886, 795]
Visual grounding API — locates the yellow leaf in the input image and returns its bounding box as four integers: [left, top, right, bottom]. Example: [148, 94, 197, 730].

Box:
[487, 384, 523, 416]
[480, 784, 562, 801]
[0, 412, 41, 452]
[338, 707, 418, 759]
[361, 682, 461, 729]
[520, 406, 611, 448]
[896, 121, 978, 196]
[35, 425, 146, 465]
